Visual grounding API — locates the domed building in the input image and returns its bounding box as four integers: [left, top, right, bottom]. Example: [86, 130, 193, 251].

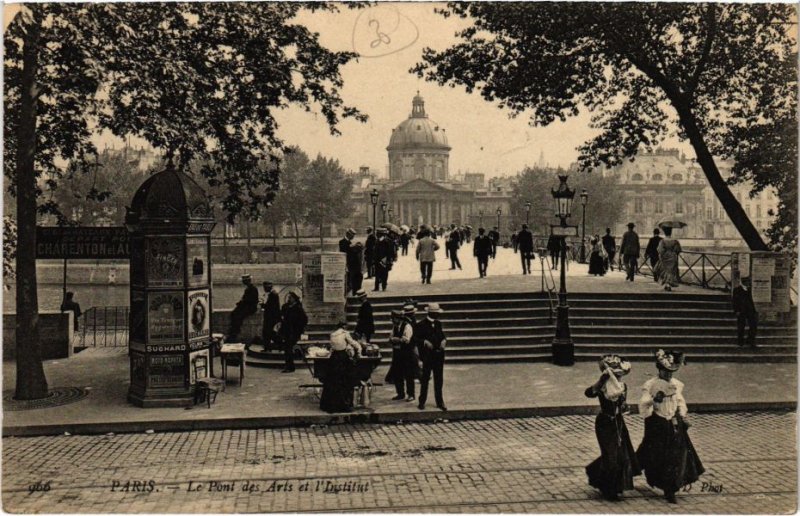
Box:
[351, 93, 513, 228]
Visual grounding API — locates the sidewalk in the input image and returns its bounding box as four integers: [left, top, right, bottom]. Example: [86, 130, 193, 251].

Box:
[3, 347, 795, 436]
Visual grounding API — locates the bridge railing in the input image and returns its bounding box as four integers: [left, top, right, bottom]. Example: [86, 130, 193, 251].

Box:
[75, 306, 130, 347]
[637, 251, 733, 291]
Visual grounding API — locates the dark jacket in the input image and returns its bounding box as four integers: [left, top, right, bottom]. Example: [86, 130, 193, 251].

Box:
[620, 230, 641, 257]
[237, 284, 260, 315]
[447, 231, 461, 250]
[517, 229, 534, 253]
[732, 286, 757, 317]
[415, 317, 447, 359]
[279, 301, 308, 342]
[355, 300, 375, 338]
[601, 234, 616, 254]
[547, 234, 560, 253]
[488, 230, 500, 244]
[364, 234, 376, 258]
[473, 235, 494, 258]
[375, 237, 395, 267]
[261, 290, 281, 326]
[347, 244, 363, 272]
[645, 236, 662, 261]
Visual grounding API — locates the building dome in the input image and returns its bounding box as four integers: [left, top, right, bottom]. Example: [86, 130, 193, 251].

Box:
[126, 162, 214, 229]
[387, 93, 450, 151]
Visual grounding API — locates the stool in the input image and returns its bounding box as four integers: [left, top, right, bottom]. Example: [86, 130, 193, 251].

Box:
[220, 343, 246, 386]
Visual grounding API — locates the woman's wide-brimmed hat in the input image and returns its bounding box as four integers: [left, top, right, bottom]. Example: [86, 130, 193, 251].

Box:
[655, 349, 685, 372]
[403, 302, 417, 315]
[355, 289, 367, 298]
[598, 354, 631, 376]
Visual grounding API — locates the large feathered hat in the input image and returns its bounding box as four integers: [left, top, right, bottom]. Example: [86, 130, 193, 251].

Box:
[598, 354, 632, 377]
[655, 349, 685, 372]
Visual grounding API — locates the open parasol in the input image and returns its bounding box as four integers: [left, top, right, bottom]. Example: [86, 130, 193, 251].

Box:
[657, 220, 688, 230]
[400, 224, 410, 232]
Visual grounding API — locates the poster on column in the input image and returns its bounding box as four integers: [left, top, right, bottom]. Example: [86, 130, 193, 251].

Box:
[771, 254, 791, 313]
[321, 253, 346, 277]
[751, 253, 775, 305]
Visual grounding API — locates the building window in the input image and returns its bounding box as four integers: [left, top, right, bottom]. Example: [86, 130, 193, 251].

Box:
[707, 207, 713, 219]
[672, 174, 683, 182]
[634, 198, 644, 213]
[655, 200, 664, 214]
[745, 206, 751, 217]
[675, 200, 683, 214]
[757, 205, 762, 218]
[631, 173, 643, 182]
[652, 173, 663, 182]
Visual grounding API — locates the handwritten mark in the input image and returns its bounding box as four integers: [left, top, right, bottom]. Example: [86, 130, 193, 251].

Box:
[369, 19, 391, 49]
[352, 6, 419, 58]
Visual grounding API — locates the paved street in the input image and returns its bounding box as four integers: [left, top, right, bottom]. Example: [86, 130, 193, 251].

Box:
[3, 411, 795, 513]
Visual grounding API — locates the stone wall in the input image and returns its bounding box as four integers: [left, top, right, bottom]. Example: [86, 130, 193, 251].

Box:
[3, 311, 73, 360]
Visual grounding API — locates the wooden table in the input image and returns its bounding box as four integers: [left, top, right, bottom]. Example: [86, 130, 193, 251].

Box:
[220, 343, 246, 386]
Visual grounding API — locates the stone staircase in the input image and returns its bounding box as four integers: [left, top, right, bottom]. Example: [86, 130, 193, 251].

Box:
[245, 291, 796, 367]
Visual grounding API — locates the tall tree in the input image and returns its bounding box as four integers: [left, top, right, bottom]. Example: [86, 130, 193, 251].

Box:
[414, 3, 796, 252]
[272, 148, 312, 263]
[304, 155, 354, 251]
[4, 4, 365, 399]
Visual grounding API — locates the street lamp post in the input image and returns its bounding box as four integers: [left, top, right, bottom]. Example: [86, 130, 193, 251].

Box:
[381, 200, 388, 224]
[525, 201, 531, 225]
[579, 189, 588, 263]
[479, 209, 483, 227]
[387, 207, 393, 223]
[496, 208, 502, 236]
[370, 189, 379, 235]
[551, 175, 576, 366]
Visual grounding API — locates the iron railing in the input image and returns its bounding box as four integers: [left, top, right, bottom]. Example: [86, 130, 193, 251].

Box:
[75, 306, 130, 347]
[636, 251, 733, 291]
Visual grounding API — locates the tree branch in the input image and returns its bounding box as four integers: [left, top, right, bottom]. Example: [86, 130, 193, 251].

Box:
[687, 3, 717, 96]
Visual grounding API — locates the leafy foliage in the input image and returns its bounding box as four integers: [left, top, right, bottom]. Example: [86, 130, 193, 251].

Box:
[510, 167, 625, 237]
[303, 154, 355, 249]
[414, 3, 796, 251]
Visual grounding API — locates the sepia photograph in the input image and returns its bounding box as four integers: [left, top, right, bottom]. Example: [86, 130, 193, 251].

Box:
[1, 1, 797, 513]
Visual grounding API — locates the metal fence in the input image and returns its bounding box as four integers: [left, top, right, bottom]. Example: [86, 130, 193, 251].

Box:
[74, 306, 130, 347]
[636, 251, 733, 291]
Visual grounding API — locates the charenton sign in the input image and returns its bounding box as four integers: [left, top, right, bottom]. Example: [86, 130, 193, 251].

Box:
[36, 226, 130, 259]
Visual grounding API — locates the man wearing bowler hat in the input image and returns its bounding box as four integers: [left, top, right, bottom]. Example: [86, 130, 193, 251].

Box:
[416, 303, 448, 411]
[620, 222, 641, 282]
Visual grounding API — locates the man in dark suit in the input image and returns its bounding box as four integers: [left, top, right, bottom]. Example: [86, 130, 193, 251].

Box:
[354, 289, 374, 343]
[547, 233, 560, 270]
[619, 222, 641, 282]
[339, 228, 362, 295]
[260, 281, 281, 350]
[416, 302, 448, 411]
[488, 226, 500, 259]
[645, 228, 663, 282]
[228, 274, 260, 341]
[517, 224, 535, 275]
[447, 224, 462, 270]
[601, 228, 616, 272]
[473, 227, 493, 278]
[732, 277, 758, 348]
[373, 228, 395, 291]
[364, 227, 376, 278]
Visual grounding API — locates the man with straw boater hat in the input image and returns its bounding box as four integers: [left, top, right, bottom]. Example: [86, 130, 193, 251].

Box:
[415, 302, 448, 411]
[227, 274, 259, 342]
[353, 289, 374, 343]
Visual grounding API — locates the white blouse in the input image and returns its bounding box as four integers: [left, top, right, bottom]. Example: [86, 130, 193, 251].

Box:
[639, 377, 688, 420]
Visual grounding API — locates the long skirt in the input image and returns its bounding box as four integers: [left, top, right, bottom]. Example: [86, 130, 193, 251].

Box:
[636, 415, 705, 493]
[319, 350, 356, 413]
[588, 251, 606, 276]
[659, 255, 680, 286]
[586, 413, 640, 496]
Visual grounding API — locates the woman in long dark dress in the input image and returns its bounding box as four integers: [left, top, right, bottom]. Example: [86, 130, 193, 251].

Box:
[319, 322, 361, 413]
[585, 355, 640, 501]
[636, 349, 705, 504]
[588, 237, 606, 276]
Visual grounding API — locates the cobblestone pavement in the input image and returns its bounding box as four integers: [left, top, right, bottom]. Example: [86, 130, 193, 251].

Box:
[3, 412, 795, 513]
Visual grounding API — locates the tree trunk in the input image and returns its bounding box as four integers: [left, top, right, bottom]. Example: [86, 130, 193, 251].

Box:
[319, 223, 324, 252]
[292, 219, 301, 263]
[673, 101, 768, 251]
[271, 221, 277, 264]
[15, 12, 49, 400]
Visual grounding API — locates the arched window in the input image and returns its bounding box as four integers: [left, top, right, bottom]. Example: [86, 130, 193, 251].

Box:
[414, 158, 426, 178]
[631, 173, 643, 181]
[672, 174, 683, 182]
[392, 160, 403, 180]
[652, 173, 663, 181]
[435, 161, 444, 180]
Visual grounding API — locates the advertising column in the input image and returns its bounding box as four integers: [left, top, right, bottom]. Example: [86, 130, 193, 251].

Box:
[302, 253, 346, 327]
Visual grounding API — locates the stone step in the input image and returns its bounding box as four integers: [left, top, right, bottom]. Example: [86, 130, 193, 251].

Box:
[574, 352, 797, 363]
